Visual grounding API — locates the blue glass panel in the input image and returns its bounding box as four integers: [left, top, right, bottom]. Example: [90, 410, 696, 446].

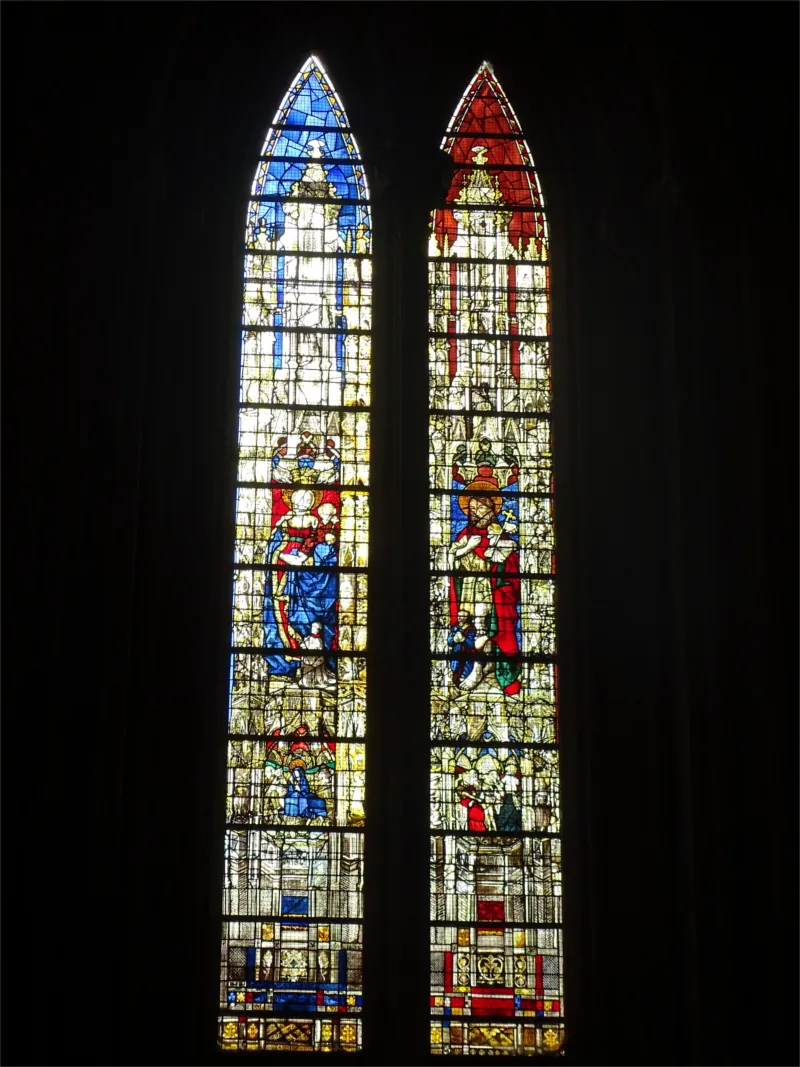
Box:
[266, 128, 356, 160]
[281, 895, 309, 916]
[280, 72, 344, 129]
[274, 992, 317, 1012]
[322, 163, 367, 199]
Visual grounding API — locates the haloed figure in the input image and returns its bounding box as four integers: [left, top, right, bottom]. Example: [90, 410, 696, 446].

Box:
[263, 489, 339, 681]
[449, 481, 521, 694]
[282, 757, 328, 820]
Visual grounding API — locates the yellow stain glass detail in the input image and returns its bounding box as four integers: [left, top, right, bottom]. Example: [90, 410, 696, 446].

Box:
[220, 55, 368, 1052]
[429, 60, 563, 1056]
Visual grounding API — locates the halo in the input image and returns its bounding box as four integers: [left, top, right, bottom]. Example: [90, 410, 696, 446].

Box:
[457, 478, 503, 518]
[281, 487, 325, 511]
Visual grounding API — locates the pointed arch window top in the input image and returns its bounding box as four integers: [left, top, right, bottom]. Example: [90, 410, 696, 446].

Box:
[444, 61, 524, 141]
[250, 57, 369, 250]
[269, 55, 350, 131]
[435, 61, 546, 257]
[258, 56, 365, 179]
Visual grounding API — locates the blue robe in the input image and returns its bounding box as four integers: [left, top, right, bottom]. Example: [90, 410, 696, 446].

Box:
[448, 621, 477, 683]
[263, 524, 338, 676]
[283, 767, 327, 819]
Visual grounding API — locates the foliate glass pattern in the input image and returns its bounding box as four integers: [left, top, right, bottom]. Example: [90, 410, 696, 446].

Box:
[219, 56, 369, 1055]
[428, 63, 563, 1057]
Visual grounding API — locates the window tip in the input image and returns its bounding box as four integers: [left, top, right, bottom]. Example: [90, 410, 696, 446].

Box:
[305, 54, 326, 74]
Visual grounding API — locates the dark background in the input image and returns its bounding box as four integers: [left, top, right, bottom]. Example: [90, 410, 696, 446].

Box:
[3, 3, 797, 1065]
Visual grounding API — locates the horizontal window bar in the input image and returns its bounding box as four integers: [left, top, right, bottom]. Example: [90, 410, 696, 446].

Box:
[241, 324, 371, 336]
[226, 821, 364, 834]
[433, 823, 558, 840]
[429, 652, 557, 665]
[428, 256, 550, 267]
[228, 734, 365, 745]
[430, 284, 549, 294]
[428, 408, 549, 422]
[239, 401, 371, 413]
[437, 203, 546, 214]
[252, 195, 367, 206]
[429, 920, 562, 930]
[429, 569, 555, 581]
[430, 828, 560, 839]
[223, 913, 363, 924]
[219, 1011, 362, 1024]
[445, 162, 543, 174]
[429, 331, 548, 342]
[271, 124, 354, 133]
[428, 488, 552, 500]
[236, 482, 369, 493]
[256, 155, 363, 165]
[430, 294, 548, 304]
[443, 131, 526, 140]
[233, 646, 367, 657]
[233, 564, 368, 576]
[244, 249, 371, 261]
[429, 740, 558, 752]
[428, 1013, 563, 1025]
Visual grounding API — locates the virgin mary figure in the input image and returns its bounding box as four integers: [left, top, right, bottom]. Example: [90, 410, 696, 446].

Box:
[263, 488, 338, 680]
[282, 757, 328, 820]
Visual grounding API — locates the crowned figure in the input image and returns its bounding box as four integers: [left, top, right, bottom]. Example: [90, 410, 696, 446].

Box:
[448, 439, 521, 695]
[263, 434, 340, 683]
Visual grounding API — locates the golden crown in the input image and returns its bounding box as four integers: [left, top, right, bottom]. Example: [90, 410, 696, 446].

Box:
[291, 465, 320, 485]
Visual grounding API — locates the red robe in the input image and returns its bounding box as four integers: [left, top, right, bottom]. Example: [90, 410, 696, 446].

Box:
[460, 796, 487, 832]
[449, 522, 521, 658]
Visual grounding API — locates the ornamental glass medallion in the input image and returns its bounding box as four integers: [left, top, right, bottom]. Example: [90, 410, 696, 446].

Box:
[429, 63, 564, 1056]
[219, 56, 369, 1054]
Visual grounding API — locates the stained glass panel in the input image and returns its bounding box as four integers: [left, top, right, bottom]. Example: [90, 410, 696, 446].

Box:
[220, 56, 369, 1054]
[429, 62, 563, 1055]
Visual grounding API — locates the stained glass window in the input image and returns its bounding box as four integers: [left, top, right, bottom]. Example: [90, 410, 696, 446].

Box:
[219, 56, 369, 1055]
[428, 63, 563, 1057]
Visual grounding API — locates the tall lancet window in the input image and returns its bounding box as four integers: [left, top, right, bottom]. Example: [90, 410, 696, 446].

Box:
[428, 64, 563, 1056]
[219, 57, 369, 1055]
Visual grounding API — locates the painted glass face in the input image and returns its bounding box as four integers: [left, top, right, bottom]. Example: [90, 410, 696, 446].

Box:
[428, 63, 564, 1057]
[220, 56, 369, 1055]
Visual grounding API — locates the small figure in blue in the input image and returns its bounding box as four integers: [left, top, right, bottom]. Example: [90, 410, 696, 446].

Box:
[264, 724, 336, 822]
[282, 757, 328, 820]
[448, 609, 477, 686]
